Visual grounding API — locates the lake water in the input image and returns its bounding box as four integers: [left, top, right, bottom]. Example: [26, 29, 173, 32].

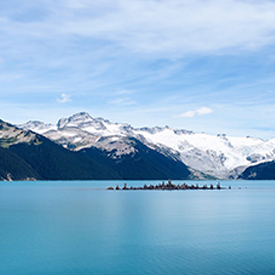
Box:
[1, 180, 275, 275]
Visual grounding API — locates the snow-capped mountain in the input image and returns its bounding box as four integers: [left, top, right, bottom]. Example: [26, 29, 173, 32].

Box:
[18, 112, 275, 179]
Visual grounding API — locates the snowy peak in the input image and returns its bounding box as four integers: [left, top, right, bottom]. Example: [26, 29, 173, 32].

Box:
[18, 120, 56, 135]
[55, 112, 135, 137]
[136, 126, 167, 135]
[57, 112, 106, 131]
[21, 120, 46, 129]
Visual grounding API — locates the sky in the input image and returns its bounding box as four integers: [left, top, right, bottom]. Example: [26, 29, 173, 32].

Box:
[1, 0, 275, 139]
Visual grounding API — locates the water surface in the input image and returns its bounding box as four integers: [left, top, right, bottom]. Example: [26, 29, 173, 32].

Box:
[0, 180, 275, 274]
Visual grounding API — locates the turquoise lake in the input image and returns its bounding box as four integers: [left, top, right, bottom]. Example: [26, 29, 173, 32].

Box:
[1, 180, 275, 275]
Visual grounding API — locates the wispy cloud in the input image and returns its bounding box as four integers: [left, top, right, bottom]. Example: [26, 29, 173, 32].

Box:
[180, 107, 213, 118]
[109, 97, 136, 106]
[2, 0, 275, 139]
[46, 0, 275, 56]
[3, 0, 275, 57]
[108, 89, 136, 106]
[56, 93, 71, 103]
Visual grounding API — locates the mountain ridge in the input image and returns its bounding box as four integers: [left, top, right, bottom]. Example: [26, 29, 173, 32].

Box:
[18, 112, 275, 179]
[1, 117, 195, 181]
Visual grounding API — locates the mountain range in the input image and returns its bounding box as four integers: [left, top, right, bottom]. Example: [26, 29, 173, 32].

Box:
[1, 112, 275, 181]
[0, 116, 190, 181]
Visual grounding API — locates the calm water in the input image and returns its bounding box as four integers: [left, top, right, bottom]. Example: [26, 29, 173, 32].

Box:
[1, 180, 275, 275]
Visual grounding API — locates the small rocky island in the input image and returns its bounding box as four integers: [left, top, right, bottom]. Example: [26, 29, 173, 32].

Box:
[107, 181, 231, 190]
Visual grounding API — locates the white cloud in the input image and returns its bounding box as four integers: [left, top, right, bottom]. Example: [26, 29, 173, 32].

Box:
[180, 107, 213, 118]
[49, 0, 275, 56]
[56, 93, 71, 103]
[4, 0, 275, 58]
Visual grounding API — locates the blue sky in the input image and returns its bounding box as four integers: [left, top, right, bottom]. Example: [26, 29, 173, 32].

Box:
[1, 0, 275, 139]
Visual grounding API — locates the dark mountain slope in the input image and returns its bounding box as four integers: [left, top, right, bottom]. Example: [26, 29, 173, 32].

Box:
[81, 138, 191, 180]
[239, 160, 275, 180]
[0, 147, 42, 180]
[9, 135, 121, 180]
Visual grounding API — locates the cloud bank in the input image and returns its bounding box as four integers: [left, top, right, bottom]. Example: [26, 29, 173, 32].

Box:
[3, 0, 275, 57]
